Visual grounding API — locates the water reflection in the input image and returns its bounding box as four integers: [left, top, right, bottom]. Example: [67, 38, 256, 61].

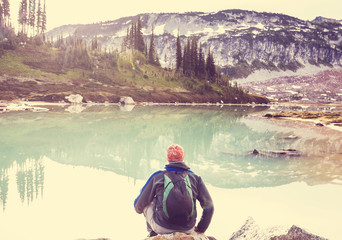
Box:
[0, 158, 44, 210]
[0, 169, 9, 210]
[0, 105, 341, 210]
[16, 158, 45, 205]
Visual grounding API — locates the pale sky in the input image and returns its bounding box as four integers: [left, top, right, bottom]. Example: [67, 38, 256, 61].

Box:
[10, 0, 342, 31]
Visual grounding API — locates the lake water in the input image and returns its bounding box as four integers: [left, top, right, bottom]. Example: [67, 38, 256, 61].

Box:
[0, 105, 342, 240]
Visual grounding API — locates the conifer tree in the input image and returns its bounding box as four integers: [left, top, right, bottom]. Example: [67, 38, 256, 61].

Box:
[206, 48, 216, 82]
[36, 0, 41, 35]
[2, 0, 10, 26]
[155, 54, 160, 66]
[121, 18, 145, 54]
[41, 0, 46, 34]
[190, 36, 198, 77]
[91, 35, 98, 50]
[129, 22, 134, 49]
[28, 0, 36, 36]
[18, 0, 28, 34]
[144, 42, 148, 57]
[176, 32, 182, 71]
[148, 25, 160, 65]
[148, 25, 154, 63]
[133, 22, 137, 49]
[182, 39, 188, 75]
[197, 43, 206, 79]
[122, 27, 129, 52]
[0, 4, 3, 27]
[183, 39, 191, 76]
[135, 17, 145, 53]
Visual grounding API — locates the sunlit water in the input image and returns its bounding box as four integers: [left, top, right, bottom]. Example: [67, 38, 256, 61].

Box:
[0, 105, 342, 240]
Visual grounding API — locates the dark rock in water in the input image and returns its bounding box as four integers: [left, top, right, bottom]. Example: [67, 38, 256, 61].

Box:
[270, 225, 328, 240]
[229, 217, 327, 240]
[315, 123, 324, 127]
[283, 149, 297, 152]
[264, 114, 273, 118]
[251, 149, 302, 157]
[253, 149, 259, 155]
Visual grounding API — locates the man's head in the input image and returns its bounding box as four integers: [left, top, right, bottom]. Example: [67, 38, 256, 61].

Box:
[167, 144, 185, 162]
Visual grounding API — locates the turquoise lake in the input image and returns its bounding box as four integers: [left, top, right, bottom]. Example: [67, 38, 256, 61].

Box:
[0, 105, 342, 240]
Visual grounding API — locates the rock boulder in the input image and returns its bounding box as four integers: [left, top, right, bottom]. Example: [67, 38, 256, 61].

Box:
[229, 217, 327, 240]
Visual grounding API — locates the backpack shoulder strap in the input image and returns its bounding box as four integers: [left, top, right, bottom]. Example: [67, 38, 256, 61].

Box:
[163, 171, 173, 218]
[184, 173, 194, 217]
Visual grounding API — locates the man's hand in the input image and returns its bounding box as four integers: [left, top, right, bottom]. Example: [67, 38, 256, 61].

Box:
[193, 227, 212, 240]
[194, 226, 204, 234]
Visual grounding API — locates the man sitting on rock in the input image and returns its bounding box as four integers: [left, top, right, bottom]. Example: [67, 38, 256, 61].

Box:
[134, 144, 214, 237]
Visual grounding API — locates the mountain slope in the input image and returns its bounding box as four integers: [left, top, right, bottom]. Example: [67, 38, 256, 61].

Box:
[0, 43, 268, 104]
[47, 9, 342, 79]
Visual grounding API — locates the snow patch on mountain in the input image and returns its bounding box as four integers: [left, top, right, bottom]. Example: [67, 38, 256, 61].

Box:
[154, 24, 166, 35]
[235, 64, 334, 83]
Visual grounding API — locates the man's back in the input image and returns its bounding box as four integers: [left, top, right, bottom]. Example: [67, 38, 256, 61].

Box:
[134, 144, 214, 236]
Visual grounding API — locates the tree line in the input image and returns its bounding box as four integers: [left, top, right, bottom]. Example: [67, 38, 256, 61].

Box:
[18, 0, 47, 36]
[0, 0, 47, 50]
[53, 31, 93, 70]
[121, 18, 223, 84]
[121, 17, 160, 66]
[176, 35, 216, 83]
[0, 0, 10, 27]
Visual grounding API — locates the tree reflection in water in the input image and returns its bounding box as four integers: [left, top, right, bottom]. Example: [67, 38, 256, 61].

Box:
[0, 169, 9, 211]
[0, 158, 44, 210]
[16, 158, 45, 205]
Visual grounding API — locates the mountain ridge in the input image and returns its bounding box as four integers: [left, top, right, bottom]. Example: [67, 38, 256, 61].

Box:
[46, 9, 342, 79]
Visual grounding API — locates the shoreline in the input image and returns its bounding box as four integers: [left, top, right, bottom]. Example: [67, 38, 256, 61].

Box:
[281, 116, 342, 132]
[262, 110, 342, 132]
[0, 99, 271, 112]
[2, 99, 342, 108]
[1, 100, 341, 132]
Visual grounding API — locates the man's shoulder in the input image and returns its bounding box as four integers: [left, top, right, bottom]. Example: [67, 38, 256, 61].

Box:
[144, 170, 164, 184]
[150, 170, 164, 178]
[187, 171, 203, 183]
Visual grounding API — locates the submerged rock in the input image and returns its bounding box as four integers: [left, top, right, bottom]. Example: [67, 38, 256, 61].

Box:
[251, 149, 302, 157]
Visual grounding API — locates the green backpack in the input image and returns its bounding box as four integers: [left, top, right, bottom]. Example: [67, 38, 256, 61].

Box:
[162, 171, 194, 225]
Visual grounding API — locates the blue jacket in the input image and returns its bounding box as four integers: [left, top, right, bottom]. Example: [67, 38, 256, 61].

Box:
[134, 161, 214, 233]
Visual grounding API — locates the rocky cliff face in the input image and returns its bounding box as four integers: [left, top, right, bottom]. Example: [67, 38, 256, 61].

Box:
[47, 9, 342, 79]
